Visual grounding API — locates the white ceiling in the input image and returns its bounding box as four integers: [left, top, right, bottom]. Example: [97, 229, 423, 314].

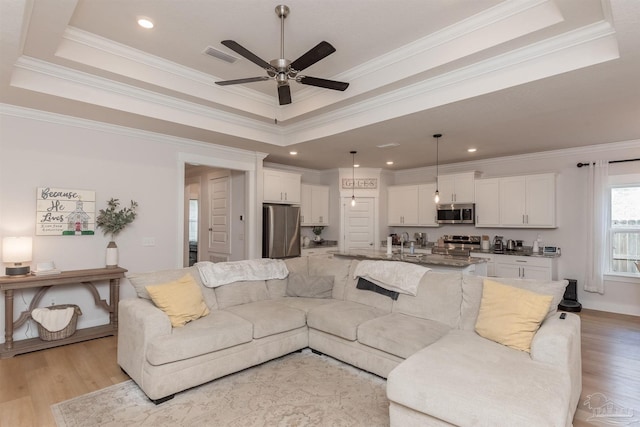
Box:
[1, 0, 639, 170]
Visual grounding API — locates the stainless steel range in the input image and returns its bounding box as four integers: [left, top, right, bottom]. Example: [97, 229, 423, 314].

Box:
[432, 235, 481, 258]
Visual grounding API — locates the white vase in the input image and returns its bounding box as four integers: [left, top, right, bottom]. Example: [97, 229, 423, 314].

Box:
[106, 241, 118, 268]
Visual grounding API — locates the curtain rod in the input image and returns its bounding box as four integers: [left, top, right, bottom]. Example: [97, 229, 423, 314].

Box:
[576, 158, 640, 168]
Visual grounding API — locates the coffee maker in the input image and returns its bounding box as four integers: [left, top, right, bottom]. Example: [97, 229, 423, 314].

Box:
[493, 235, 504, 254]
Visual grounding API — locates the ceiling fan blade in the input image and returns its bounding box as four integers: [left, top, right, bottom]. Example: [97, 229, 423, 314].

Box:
[221, 40, 275, 72]
[298, 76, 349, 91]
[278, 84, 292, 105]
[290, 41, 336, 72]
[215, 76, 270, 86]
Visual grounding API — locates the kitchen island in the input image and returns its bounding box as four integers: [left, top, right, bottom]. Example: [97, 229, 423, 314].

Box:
[331, 249, 487, 276]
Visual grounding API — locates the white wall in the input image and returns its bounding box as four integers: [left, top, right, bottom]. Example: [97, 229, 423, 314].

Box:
[0, 109, 264, 343]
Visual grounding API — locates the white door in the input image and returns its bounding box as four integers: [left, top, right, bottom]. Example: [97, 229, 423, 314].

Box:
[344, 197, 375, 250]
[208, 176, 230, 261]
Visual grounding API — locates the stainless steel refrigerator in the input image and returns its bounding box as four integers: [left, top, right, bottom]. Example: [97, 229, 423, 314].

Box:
[262, 204, 301, 258]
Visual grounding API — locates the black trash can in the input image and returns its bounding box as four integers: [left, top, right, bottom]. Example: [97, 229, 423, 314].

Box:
[558, 278, 582, 312]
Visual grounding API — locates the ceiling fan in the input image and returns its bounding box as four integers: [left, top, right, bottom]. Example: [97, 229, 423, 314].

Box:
[215, 5, 349, 105]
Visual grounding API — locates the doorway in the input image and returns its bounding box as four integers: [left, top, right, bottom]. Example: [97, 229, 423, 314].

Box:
[184, 165, 246, 266]
[342, 197, 376, 250]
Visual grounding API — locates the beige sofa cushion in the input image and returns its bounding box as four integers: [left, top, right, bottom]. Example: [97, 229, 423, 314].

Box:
[392, 271, 462, 328]
[308, 255, 352, 300]
[127, 266, 218, 310]
[307, 300, 387, 341]
[344, 261, 394, 311]
[388, 330, 571, 427]
[460, 275, 568, 330]
[225, 300, 306, 339]
[214, 280, 270, 309]
[267, 256, 310, 298]
[358, 313, 450, 359]
[146, 310, 252, 365]
[273, 297, 336, 314]
[285, 273, 334, 298]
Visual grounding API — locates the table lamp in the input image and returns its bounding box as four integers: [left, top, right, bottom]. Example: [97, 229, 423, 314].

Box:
[3, 236, 33, 276]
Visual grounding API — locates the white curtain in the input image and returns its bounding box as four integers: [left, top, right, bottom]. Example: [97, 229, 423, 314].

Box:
[584, 160, 609, 294]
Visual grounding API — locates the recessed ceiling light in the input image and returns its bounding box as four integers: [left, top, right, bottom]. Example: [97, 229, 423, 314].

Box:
[376, 142, 400, 148]
[137, 18, 154, 29]
[354, 164, 360, 168]
[467, 148, 477, 153]
[386, 161, 394, 165]
[289, 151, 297, 155]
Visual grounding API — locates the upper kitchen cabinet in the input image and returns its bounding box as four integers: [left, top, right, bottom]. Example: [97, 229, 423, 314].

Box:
[499, 173, 556, 228]
[388, 184, 439, 227]
[474, 178, 501, 227]
[263, 169, 301, 204]
[437, 172, 479, 203]
[418, 183, 439, 226]
[388, 185, 420, 226]
[300, 184, 329, 226]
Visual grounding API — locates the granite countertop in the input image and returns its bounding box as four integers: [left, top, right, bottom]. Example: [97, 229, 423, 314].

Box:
[331, 249, 487, 268]
[302, 240, 338, 249]
[471, 248, 561, 258]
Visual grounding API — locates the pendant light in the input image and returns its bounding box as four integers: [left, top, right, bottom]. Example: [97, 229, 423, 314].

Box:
[433, 133, 442, 204]
[350, 150, 357, 207]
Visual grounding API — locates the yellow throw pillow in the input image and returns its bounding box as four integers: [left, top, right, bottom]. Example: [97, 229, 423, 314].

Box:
[475, 279, 552, 353]
[146, 274, 210, 327]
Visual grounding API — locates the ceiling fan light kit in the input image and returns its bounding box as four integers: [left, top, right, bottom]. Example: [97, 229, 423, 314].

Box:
[215, 5, 349, 105]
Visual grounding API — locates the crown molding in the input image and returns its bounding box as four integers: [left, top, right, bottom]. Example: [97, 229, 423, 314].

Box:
[0, 103, 269, 162]
[62, 26, 276, 107]
[394, 139, 640, 178]
[280, 20, 618, 144]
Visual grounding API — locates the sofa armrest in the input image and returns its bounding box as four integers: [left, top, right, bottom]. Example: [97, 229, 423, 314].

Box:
[530, 312, 582, 413]
[117, 298, 172, 381]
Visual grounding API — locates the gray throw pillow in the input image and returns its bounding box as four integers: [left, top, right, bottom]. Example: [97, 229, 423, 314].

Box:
[285, 273, 334, 298]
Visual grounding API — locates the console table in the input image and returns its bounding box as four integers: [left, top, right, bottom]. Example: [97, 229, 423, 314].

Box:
[0, 267, 127, 358]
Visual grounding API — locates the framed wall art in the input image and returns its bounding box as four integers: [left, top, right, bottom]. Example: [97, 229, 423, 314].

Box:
[36, 187, 96, 236]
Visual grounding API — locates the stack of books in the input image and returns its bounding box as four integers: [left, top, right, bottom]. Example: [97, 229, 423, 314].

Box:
[31, 261, 61, 276]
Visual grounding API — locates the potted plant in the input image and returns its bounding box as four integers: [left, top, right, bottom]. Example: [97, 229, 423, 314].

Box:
[312, 226, 324, 242]
[96, 198, 138, 268]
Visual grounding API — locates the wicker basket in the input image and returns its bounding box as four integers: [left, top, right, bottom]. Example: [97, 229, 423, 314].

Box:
[35, 304, 82, 341]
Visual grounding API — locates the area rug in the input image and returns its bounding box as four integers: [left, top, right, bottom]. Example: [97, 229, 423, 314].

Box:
[51, 350, 389, 426]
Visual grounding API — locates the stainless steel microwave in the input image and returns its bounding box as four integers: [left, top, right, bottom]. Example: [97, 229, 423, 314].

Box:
[436, 203, 475, 224]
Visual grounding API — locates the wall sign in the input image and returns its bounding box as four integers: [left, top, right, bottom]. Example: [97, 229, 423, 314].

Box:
[36, 187, 96, 236]
[342, 178, 378, 189]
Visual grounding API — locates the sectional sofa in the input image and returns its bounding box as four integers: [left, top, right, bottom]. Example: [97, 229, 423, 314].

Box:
[118, 254, 581, 426]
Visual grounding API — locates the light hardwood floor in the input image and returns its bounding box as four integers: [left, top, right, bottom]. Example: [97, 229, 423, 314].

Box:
[0, 309, 638, 426]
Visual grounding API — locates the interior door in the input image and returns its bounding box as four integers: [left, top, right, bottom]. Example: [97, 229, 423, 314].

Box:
[343, 197, 375, 250]
[208, 175, 230, 261]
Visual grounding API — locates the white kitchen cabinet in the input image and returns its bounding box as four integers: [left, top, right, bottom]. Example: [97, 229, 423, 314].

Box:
[418, 183, 439, 226]
[474, 178, 501, 227]
[499, 173, 555, 228]
[388, 184, 439, 226]
[472, 252, 496, 276]
[437, 172, 478, 203]
[494, 255, 557, 280]
[388, 185, 420, 226]
[263, 169, 301, 204]
[300, 184, 329, 226]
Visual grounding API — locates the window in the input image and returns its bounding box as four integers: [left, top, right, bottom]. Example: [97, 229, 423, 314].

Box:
[188, 199, 198, 242]
[608, 179, 640, 277]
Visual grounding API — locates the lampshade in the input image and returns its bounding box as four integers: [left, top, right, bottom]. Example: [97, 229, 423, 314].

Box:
[3, 236, 33, 276]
